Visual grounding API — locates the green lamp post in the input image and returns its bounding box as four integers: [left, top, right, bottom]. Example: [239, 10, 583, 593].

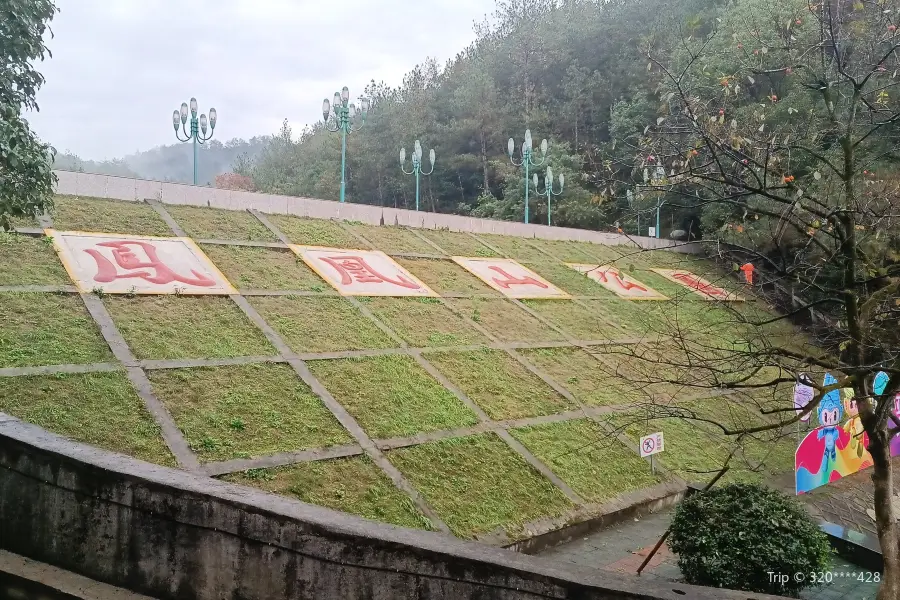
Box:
[172, 98, 216, 186]
[399, 140, 435, 212]
[508, 129, 548, 224]
[532, 166, 564, 226]
[322, 86, 369, 203]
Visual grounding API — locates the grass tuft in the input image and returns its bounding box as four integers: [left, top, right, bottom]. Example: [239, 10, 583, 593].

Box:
[104, 296, 275, 360]
[149, 363, 351, 462]
[309, 355, 479, 438]
[388, 434, 572, 539]
[511, 419, 662, 503]
[0, 371, 175, 465]
[0, 234, 70, 285]
[223, 456, 432, 529]
[51, 196, 172, 236]
[427, 349, 574, 419]
[0, 292, 113, 367]
[250, 296, 395, 353]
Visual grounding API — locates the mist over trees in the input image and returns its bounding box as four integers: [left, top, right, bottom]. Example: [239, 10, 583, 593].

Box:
[54, 136, 269, 186]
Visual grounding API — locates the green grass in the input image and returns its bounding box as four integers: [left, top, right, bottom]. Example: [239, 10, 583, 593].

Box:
[388, 434, 572, 539]
[0, 292, 113, 367]
[200, 245, 327, 291]
[426, 349, 574, 420]
[0, 371, 175, 465]
[396, 258, 498, 295]
[346, 224, 438, 255]
[609, 414, 735, 483]
[5, 213, 38, 229]
[249, 296, 395, 353]
[528, 239, 621, 264]
[51, 196, 173, 236]
[528, 262, 611, 296]
[148, 363, 351, 462]
[511, 419, 662, 503]
[223, 456, 431, 529]
[521, 347, 639, 406]
[476, 234, 548, 262]
[445, 297, 566, 343]
[522, 299, 624, 341]
[417, 230, 500, 257]
[365, 297, 489, 347]
[577, 298, 657, 336]
[0, 234, 70, 285]
[269, 215, 364, 248]
[308, 355, 479, 439]
[104, 296, 274, 360]
[165, 205, 278, 241]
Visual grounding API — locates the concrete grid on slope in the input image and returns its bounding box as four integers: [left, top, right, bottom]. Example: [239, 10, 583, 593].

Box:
[2, 200, 758, 540]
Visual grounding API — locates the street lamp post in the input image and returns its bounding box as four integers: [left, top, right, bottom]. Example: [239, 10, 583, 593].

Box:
[172, 98, 216, 185]
[508, 129, 548, 224]
[322, 86, 369, 203]
[532, 166, 564, 226]
[399, 140, 435, 212]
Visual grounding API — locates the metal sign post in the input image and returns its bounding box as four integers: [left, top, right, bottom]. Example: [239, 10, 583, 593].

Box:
[639, 432, 665, 475]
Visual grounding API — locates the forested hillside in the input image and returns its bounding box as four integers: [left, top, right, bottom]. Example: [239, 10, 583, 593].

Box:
[232, 0, 723, 236]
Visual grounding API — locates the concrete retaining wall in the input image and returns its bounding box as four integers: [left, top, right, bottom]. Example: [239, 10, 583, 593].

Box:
[0, 416, 777, 600]
[53, 170, 699, 252]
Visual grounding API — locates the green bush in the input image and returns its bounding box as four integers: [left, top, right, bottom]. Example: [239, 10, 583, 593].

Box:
[669, 483, 831, 597]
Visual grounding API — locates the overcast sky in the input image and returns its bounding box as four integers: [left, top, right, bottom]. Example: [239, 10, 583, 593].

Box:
[24, 0, 491, 161]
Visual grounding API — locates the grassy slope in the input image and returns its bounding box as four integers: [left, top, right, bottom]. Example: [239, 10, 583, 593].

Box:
[0, 196, 801, 538]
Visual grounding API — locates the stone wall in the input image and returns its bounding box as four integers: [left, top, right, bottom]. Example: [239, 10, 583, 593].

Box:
[53, 170, 699, 252]
[0, 416, 778, 600]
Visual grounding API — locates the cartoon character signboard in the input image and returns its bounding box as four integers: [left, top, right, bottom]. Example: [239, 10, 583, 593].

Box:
[793, 373, 815, 422]
[49, 230, 235, 295]
[795, 373, 874, 494]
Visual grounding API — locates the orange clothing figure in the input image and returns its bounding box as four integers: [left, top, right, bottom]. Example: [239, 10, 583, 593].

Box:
[739, 263, 755, 285]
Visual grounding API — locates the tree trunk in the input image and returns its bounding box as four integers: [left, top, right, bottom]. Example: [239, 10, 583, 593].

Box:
[480, 128, 490, 193]
[869, 431, 900, 600]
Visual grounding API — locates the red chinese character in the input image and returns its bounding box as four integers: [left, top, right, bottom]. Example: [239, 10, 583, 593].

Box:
[488, 266, 549, 289]
[85, 240, 216, 287]
[595, 268, 648, 292]
[671, 272, 729, 299]
[320, 255, 421, 289]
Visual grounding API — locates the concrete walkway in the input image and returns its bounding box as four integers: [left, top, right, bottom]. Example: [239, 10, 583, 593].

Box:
[538, 508, 881, 599]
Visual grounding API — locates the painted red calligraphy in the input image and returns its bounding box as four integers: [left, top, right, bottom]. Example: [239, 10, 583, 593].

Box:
[671, 272, 729, 299]
[594, 268, 648, 292]
[488, 266, 549, 289]
[85, 240, 215, 287]
[320, 255, 421, 289]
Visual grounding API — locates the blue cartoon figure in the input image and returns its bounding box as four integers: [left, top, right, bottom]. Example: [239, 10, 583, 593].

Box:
[817, 374, 844, 461]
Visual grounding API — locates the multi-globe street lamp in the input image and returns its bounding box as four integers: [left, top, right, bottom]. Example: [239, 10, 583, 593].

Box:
[172, 98, 216, 186]
[532, 166, 564, 226]
[322, 86, 369, 203]
[508, 129, 548, 224]
[399, 140, 435, 212]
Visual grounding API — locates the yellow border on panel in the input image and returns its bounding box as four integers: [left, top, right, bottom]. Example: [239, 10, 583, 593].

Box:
[564, 263, 669, 301]
[181, 237, 238, 294]
[45, 228, 90, 293]
[46, 229, 236, 296]
[451, 256, 571, 300]
[290, 245, 439, 297]
[651, 268, 744, 302]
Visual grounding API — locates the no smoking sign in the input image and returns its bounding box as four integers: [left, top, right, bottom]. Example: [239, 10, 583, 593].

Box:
[639, 432, 665, 458]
